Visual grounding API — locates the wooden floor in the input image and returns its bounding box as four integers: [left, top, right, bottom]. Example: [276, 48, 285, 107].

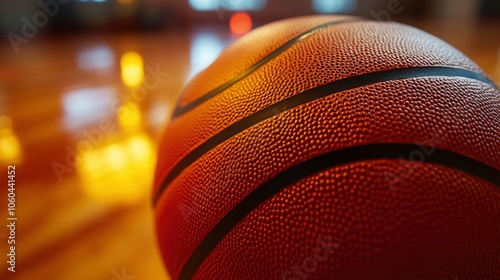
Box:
[0, 19, 499, 280]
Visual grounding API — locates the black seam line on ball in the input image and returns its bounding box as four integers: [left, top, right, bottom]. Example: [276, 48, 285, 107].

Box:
[153, 66, 496, 205]
[171, 18, 361, 118]
[178, 143, 500, 280]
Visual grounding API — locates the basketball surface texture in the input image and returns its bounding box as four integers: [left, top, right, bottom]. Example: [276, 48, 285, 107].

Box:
[153, 15, 500, 280]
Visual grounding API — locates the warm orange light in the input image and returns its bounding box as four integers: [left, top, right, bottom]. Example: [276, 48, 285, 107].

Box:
[78, 134, 155, 204]
[0, 115, 22, 164]
[230, 12, 252, 35]
[118, 102, 142, 133]
[120, 52, 144, 87]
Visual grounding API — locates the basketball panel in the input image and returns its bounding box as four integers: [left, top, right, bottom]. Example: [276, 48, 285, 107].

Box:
[155, 77, 500, 276]
[194, 160, 500, 280]
[155, 20, 492, 188]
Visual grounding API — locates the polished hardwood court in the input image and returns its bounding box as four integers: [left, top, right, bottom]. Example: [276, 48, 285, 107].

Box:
[0, 18, 499, 280]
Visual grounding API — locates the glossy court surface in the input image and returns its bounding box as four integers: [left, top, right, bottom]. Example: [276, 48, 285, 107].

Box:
[0, 18, 499, 280]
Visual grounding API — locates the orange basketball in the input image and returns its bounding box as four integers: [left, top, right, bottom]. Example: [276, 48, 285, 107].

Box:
[153, 16, 500, 280]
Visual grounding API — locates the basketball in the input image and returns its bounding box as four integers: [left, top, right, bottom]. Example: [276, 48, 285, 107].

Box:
[153, 15, 500, 280]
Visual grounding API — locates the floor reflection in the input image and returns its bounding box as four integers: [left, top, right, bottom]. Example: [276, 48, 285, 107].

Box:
[121, 51, 145, 87]
[62, 86, 118, 130]
[0, 115, 22, 164]
[78, 132, 155, 204]
[0, 32, 177, 279]
[77, 45, 115, 72]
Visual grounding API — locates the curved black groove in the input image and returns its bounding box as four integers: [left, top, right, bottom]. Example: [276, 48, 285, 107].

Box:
[153, 66, 497, 205]
[172, 18, 361, 118]
[178, 143, 500, 279]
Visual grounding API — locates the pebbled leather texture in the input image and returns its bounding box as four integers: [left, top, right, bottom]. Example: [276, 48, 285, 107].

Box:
[154, 16, 500, 280]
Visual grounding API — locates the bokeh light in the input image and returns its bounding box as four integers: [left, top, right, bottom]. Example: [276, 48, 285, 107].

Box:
[230, 12, 253, 35]
[118, 102, 143, 133]
[189, 30, 228, 79]
[78, 133, 155, 204]
[121, 52, 145, 87]
[312, 0, 357, 13]
[0, 115, 22, 164]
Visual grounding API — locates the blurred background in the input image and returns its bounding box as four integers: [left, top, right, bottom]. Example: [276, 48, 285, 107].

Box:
[0, 0, 498, 279]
